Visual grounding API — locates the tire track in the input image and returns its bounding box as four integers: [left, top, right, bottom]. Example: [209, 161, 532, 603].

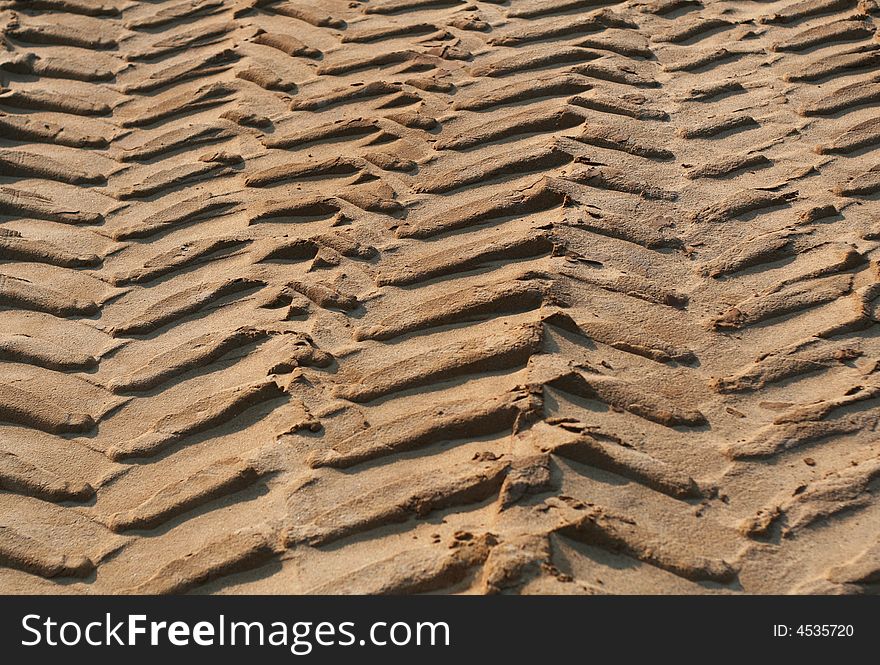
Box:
[0, 0, 878, 596]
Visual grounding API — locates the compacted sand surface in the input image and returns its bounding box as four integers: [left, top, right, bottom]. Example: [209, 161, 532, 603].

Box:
[0, 0, 879, 594]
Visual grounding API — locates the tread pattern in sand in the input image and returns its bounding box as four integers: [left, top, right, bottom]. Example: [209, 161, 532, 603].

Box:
[1, 0, 879, 595]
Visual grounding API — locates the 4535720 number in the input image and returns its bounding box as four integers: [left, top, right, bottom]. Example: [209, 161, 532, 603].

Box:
[773, 625, 854, 637]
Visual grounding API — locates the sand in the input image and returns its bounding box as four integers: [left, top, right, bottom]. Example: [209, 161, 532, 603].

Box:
[0, 0, 878, 595]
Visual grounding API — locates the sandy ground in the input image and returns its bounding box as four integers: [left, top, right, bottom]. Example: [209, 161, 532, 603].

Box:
[0, 0, 878, 595]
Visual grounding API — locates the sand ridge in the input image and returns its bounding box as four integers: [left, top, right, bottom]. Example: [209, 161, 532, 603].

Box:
[0, 0, 879, 595]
